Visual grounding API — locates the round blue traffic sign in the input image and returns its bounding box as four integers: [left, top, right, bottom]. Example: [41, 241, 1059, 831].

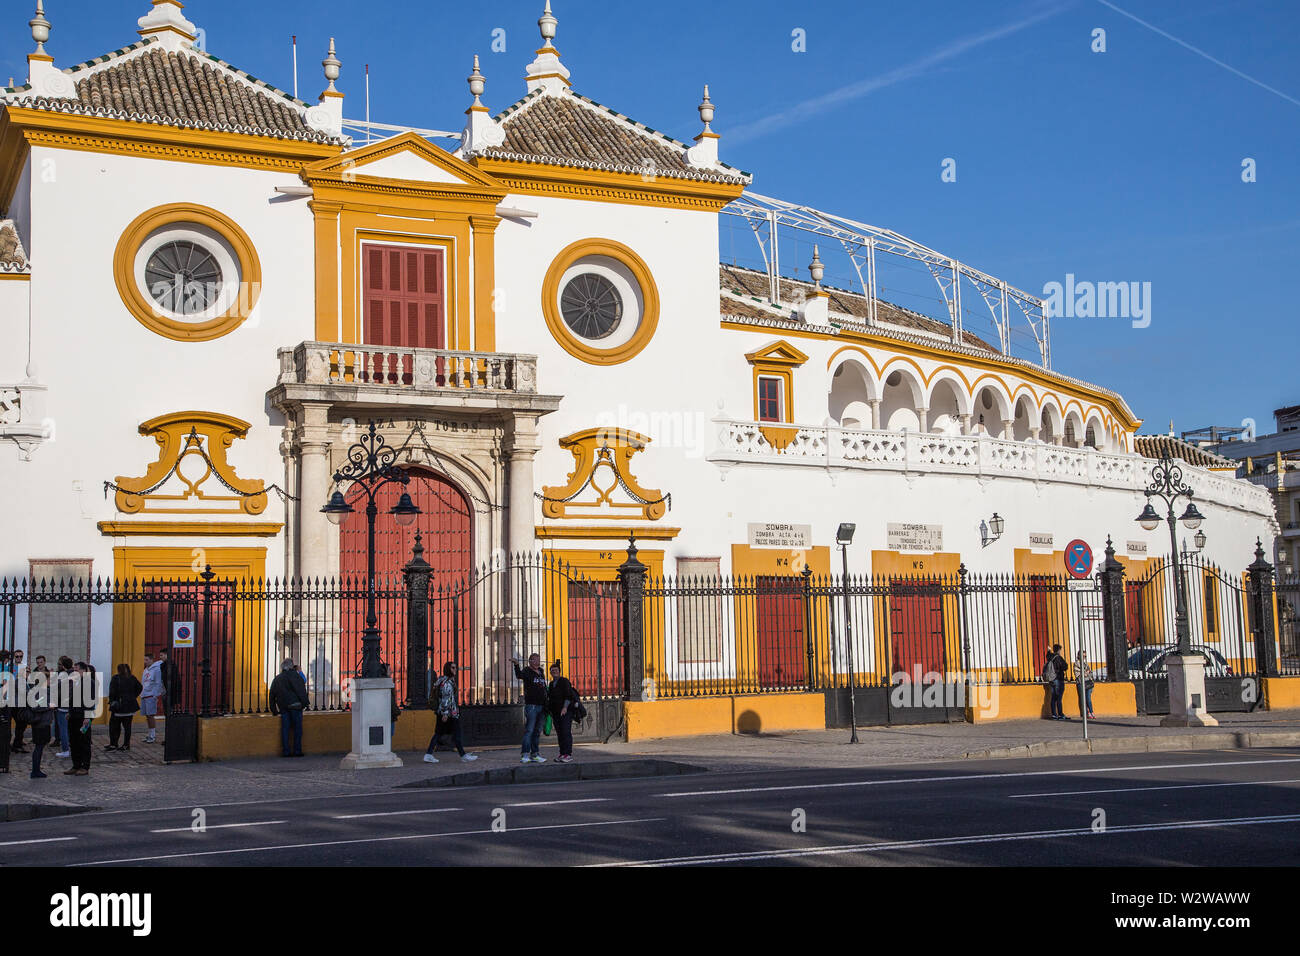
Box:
[1065, 539, 1093, 579]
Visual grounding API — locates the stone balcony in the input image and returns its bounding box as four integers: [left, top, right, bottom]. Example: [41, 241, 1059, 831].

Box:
[270, 342, 558, 415]
[709, 418, 1276, 519]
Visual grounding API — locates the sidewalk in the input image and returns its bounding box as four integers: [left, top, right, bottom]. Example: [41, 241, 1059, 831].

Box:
[2, 709, 1297, 816]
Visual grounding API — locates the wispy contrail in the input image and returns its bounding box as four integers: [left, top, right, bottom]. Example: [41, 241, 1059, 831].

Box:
[1095, 0, 1300, 108]
[726, 2, 1070, 145]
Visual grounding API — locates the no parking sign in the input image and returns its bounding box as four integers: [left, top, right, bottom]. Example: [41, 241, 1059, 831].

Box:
[172, 621, 195, 648]
[1064, 540, 1093, 579]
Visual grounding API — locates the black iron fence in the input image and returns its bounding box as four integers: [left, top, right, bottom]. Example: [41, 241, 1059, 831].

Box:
[0, 541, 1294, 716]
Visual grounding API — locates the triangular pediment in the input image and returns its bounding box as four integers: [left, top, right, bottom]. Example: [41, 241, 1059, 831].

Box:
[305, 132, 504, 192]
[746, 340, 810, 367]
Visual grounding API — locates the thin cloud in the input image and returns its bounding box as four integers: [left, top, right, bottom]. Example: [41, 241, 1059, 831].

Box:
[1095, 0, 1300, 109]
[726, 2, 1071, 145]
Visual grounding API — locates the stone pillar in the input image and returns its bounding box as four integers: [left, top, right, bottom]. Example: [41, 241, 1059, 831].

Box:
[959, 413, 971, 436]
[1098, 537, 1129, 681]
[507, 414, 541, 558]
[1001, 419, 1015, 441]
[1029, 426, 1041, 442]
[619, 536, 649, 701]
[917, 406, 930, 433]
[1247, 539, 1279, 679]
[868, 399, 881, 430]
[296, 403, 334, 583]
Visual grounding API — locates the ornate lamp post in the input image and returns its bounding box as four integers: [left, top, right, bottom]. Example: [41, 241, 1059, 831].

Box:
[322, 421, 421, 680]
[836, 522, 859, 743]
[1135, 454, 1205, 656]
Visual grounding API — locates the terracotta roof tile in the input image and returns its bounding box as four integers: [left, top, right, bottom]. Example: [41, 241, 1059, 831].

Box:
[0, 222, 28, 271]
[1135, 435, 1238, 470]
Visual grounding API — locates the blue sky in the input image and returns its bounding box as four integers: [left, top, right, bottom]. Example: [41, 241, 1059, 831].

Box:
[4, 1, 1298, 436]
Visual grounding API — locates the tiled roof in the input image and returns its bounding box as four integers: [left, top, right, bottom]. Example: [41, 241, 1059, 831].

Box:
[0, 222, 28, 272]
[5, 44, 341, 145]
[473, 89, 750, 185]
[719, 264, 999, 353]
[1135, 435, 1238, 470]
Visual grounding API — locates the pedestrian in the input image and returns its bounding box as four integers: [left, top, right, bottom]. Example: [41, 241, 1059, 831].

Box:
[1050, 643, 1070, 721]
[511, 653, 549, 764]
[27, 678, 54, 780]
[65, 662, 93, 776]
[9, 648, 27, 752]
[0, 653, 11, 775]
[158, 649, 180, 712]
[1041, 649, 1061, 720]
[424, 661, 477, 763]
[53, 657, 72, 756]
[1075, 649, 1096, 719]
[106, 663, 142, 752]
[140, 652, 163, 743]
[269, 658, 308, 758]
[547, 661, 579, 764]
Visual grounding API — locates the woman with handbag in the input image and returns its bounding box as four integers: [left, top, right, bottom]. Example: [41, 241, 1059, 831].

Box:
[65, 662, 94, 776]
[424, 661, 477, 763]
[106, 663, 142, 752]
[547, 661, 579, 764]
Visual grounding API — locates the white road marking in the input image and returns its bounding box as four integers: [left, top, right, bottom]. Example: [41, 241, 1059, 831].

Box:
[333, 808, 462, 819]
[150, 820, 287, 833]
[658, 757, 1300, 798]
[73, 817, 666, 866]
[505, 798, 611, 808]
[0, 837, 77, 848]
[594, 813, 1300, 866]
[1009, 778, 1300, 799]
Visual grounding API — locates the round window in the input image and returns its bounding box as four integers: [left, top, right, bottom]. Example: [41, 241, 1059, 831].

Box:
[560, 273, 623, 340]
[144, 240, 224, 316]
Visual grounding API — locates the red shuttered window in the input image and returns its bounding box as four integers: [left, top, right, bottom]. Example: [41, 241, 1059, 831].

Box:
[363, 243, 446, 350]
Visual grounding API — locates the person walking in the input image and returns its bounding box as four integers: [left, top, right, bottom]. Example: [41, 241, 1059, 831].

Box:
[424, 662, 477, 763]
[53, 657, 72, 757]
[140, 653, 163, 744]
[106, 663, 142, 752]
[547, 661, 579, 764]
[1050, 643, 1070, 721]
[27, 677, 54, 780]
[1075, 649, 1096, 719]
[511, 653, 549, 764]
[9, 649, 28, 753]
[158, 649, 180, 713]
[65, 662, 93, 776]
[269, 659, 309, 758]
[0, 652, 11, 775]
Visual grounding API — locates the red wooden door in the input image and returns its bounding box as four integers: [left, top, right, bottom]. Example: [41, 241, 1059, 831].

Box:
[755, 577, 806, 688]
[363, 243, 446, 384]
[1125, 581, 1144, 647]
[143, 587, 233, 714]
[1029, 575, 1051, 650]
[339, 468, 472, 704]
[889, 581, 944, 680]
[566, 580, 622, 697]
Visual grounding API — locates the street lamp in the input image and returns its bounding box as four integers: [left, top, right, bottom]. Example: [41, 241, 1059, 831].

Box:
[836, 522, 859, 744]
[1135, 453, 1205, 656]
[321, 421, 421, 680]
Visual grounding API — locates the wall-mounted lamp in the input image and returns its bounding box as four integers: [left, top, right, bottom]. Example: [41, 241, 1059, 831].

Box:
[981, 513, 1004, 547]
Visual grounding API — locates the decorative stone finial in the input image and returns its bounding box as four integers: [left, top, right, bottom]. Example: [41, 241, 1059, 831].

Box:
[810, 245, 825, 289]
[525, 1, 571, 93]
[698, 84, 715, 134]
[29, 1, 51, 56]
[137, 0, 198, 51]
[687, 83, 722, 168]
[468, 54, 486, 109]
[323, 38, 341, 94]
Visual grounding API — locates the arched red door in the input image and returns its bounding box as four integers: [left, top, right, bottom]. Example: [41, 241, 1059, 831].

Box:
[339, 467, 473, 702]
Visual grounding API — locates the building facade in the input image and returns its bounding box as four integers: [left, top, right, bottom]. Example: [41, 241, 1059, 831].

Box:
[0, 3, 1279, 702]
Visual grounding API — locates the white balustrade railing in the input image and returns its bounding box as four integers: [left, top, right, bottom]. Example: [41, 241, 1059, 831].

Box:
[277, 342, 538, 393]
[709, 418, 1276, 518]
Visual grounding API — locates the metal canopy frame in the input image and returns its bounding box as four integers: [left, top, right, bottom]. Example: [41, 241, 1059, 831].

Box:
[721, 191, 1051, 369]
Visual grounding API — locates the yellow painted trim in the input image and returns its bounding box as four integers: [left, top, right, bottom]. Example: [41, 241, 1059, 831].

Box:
[753, 369, 794, 424]
[870, 549, 963, 684]
[99, 521, 283, 537]
[0, 272, 30, 281]
[541, 238, 660, 366]
[471, 156, 746, 212]
[1262, 676, 1300, 711]
[110, 546, 267, 711]
[309, 199, 342, 342]
[112, 202, 262, 342]
[535, 525, 681, 540]
[470, 214, 499, 351]
[624, 692, 825, 740]
[541, 427, 668, 521]
[967, 681, 1137, 722]
[745, 340, 810, 367]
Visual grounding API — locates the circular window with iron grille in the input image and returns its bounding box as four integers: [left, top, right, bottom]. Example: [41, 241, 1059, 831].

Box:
[560, 273, 623, 340]
[144, 240, 225, 316]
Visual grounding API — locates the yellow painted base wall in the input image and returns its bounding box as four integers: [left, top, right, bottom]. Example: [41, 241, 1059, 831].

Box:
[967, 682, 1138, 723]
[199, 711, 438, 760]
[624, 692, 825, 741]
[1263, 677, 1300, 711]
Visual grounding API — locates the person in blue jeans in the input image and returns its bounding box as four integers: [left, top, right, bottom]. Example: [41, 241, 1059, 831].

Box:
[512, 653, 549, 763]
[269, 659, 309, 757]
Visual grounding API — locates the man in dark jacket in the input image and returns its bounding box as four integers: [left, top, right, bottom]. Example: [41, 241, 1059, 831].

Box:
[158, 649, 181, 712]
[1049, 644, 1070, 721]
[512, 653, 549, 764]
[269, 659, 309, 757]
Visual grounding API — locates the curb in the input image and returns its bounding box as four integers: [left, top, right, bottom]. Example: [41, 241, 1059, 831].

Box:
[395, 758, 706, 789]
[962, 730, 1300, 761]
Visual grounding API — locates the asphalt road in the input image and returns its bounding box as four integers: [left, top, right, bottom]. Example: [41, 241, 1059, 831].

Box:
[4, 749, 1300, 866]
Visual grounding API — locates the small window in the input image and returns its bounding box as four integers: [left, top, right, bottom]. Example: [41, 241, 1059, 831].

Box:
[1203, 572, 1218, 635]
[758, 376, 784, 423]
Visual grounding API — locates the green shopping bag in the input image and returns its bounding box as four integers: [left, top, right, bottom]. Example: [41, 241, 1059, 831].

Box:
[543, 713, 554, 736]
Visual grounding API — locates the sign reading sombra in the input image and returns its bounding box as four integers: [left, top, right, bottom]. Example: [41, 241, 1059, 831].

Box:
[748, 523, 812, 549]
[887, 523, 943, 552]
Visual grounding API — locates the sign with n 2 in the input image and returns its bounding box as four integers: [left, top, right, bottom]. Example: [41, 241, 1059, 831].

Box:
[1065, 540, 1093, 579]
